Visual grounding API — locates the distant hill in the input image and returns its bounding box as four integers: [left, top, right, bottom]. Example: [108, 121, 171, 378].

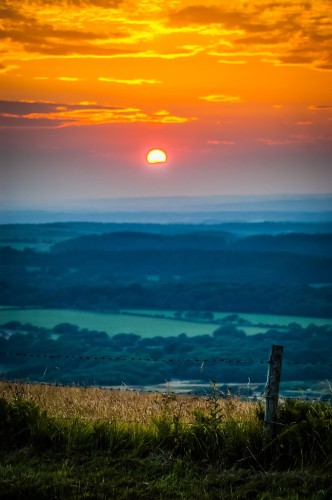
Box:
[234, 233, 332, 256]
[51, 231, 235, 253]
[51, 230, 332, 257]
[1, 193, 332, 224]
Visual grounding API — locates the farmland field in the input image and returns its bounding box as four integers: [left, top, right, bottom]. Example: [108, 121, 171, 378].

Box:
[213, 311, 332, 327]
[0, 308, 218, 337]
[1, 308, 331, 338]
[122, 308, 332, 327]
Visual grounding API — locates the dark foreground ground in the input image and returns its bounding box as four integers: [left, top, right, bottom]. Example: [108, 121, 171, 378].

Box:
[0, 449, 331, 499]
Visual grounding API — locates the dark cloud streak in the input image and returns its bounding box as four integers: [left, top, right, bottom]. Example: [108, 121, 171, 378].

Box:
[0, 100, 121, 115]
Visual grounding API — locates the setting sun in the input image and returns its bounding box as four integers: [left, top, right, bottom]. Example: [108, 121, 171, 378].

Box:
[146, 149, 167, 165]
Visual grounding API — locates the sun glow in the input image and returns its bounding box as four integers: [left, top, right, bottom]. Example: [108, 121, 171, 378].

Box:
[146, 148, 167, 164]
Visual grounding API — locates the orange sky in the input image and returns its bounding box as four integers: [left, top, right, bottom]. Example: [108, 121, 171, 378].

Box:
[1, 0, 332, 206]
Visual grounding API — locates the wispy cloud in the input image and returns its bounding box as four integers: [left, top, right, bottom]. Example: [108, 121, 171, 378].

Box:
[200, 94, 242, 103]
[0, 63, 19, 73]
[256, 132, 331, 145]
[98, 77, 161, 84]
[308, 105, 332, 110]
[207, 139, 235, 145]
[57, 77, 84, 81]
[0, 100, 196, 128]
[218, 59, 246, 65]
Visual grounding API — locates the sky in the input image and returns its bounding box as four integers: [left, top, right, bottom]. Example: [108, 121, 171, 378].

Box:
[1, 0, 332, 209]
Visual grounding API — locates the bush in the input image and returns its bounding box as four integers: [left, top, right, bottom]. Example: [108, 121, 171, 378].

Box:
[273, 400, 332, 469]
[0, 396, 42, 448]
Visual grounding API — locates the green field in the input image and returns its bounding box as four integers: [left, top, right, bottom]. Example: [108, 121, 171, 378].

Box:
[0, 308, 218, 337]
[213, 311, 332, 327]
[1, 308, 331, 338]
[123, 308, 332, 328]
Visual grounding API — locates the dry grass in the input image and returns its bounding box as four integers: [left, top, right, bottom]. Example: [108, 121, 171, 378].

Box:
[0, 380, 257, 424]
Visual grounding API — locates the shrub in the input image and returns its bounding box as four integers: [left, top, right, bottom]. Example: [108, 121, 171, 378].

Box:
[0, 396, 42, 448]
[273, 399, 332, 469]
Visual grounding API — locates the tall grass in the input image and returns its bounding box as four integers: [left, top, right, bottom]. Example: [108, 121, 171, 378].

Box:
[0, 381, 255, 423]
[1, 381, 331, 471]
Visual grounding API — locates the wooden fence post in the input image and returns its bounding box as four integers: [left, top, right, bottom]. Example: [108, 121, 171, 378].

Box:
[264, 344, 283, 440]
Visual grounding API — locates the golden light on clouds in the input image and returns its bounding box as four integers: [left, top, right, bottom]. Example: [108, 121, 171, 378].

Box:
[0, 100, 195, 128]
[0, 0, 331, 165]
[98, 77, 161, 85]
[200, 94, 242, 103]
[57, 77, 83, 81]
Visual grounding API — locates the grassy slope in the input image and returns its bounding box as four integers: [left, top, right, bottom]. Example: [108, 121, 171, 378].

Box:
[0, 382, 331, 499]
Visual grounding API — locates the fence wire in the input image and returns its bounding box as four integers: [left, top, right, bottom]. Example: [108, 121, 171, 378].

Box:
[0, 350, 331, 366]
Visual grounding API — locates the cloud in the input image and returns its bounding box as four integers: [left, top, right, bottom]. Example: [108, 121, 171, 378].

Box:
[0, 1, 203, 61]
[0, 62, 19, 73]
[98, 77, 161, 84]
[1, 0, 332, 72]
[234, 35, 286, 46]
[0, 1, 127, 58]
[218, 59, 246, 64]
[168, 5, 246, 28]
[168, 2, 332, 72]
[0, 100, 196, 128]
[316, 63, 332, 71]
[168, 4, 295, 34]
[207, 140, 235, 145]
[256, 137, 300, 145]
[256, 132, 331, 145]
[308, 105, 332, 110]
[2, 0, 123, 11]
[0, 3, 30, 21]
[278, 55, 314, 64]
[200, 94, 242, 103]
[57, 77, 84, 81]
[37, 0, 123, 6]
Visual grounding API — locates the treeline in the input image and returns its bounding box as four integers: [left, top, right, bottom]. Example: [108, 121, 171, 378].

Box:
[0, 321, 331, 388]
[2, 232, 332, 289]
[1, 225, 332, 317]
[52, 231, 332, 256]
[1, 281, 332, 318]
[1, 245, 332, 287]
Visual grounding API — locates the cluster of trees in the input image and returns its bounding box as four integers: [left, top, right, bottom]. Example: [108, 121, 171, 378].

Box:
[3, 244, 331, 287]
[52, 231, 332, 257]
[0, 321, 330, 388]
[0, 278, 331, 318]
[1, 226, 332, 317]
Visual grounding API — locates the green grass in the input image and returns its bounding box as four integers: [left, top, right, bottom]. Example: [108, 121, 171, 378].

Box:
[1, 451, 330, 499]
[0, 395, 331, 499]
